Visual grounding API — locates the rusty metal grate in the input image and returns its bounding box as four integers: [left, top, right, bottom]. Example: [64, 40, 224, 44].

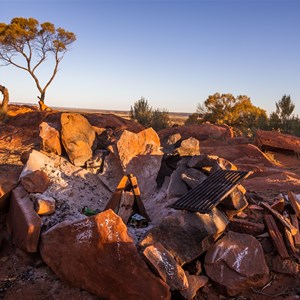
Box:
[172, 169, 252, 213]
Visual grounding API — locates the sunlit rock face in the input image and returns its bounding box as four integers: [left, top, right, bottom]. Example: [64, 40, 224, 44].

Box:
[40, 209, 171, 300]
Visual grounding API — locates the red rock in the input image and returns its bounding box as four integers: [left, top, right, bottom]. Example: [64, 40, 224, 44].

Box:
[40, 209, 170, 300]
[83, 113, 144, 133]
[6, 185, 42, 252]
[140, 208, 229, 266]
[158, 123, 234, 149]
[31, 193, 56, 216]
[176, 137, 200, 156]
[110, 128, 162, 169]
[167, 133, 181, 146]
[21, 170, 50, 193]
[181, 168, 207, 189]
[142, 242, 188, 291]
[108, 128, 163, 197]
[61, 113, 96, 166]
[271, 255, 299, 275]
[180, 273, 208, 300]
[255, 129, 300, 154]
[187, 155, 237, 173]
[39, 122, 62, 155]
[204, 231, 269, 296]
[0, 169, 20, 209]
[167, 165, 189, 198]
[227, 218, 265, 236]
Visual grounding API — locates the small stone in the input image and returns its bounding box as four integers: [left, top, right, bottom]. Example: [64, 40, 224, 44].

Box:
[31, 193, 56, 216]
[21, 170, 50, 193]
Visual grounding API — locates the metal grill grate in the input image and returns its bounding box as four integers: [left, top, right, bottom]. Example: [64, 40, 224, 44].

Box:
[172, 169, 252, 213]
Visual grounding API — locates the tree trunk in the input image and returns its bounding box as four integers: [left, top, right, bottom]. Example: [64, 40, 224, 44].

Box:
[38, 91, 52, 111]
[0, 84, 9, 112]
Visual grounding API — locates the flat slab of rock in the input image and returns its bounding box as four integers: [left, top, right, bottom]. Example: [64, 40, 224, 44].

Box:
[40, 209, 170, 300]
[140, 208, 229, 265]
[255, 129, 300, 153]
[142, 242, 188, 291]
[61, 113, 95, 166]
[6, 185, 42, 252]
[204, 231, 269, 296]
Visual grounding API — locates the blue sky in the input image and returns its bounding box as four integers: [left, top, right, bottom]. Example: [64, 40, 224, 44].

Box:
[0, 0, 299, 115]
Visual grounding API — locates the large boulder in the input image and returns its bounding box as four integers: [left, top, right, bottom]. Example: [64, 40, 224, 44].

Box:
[140, 208, 229, 266]
[110, 128, 162, 169]
[39, 121, 62, 155]
[6, 185, 42, 252]
[204, 231, 269, 296]
[40, 209, 170, 300]
[109, 128, 163, 197]
[61, 113, 96, 166]
[255, 129, 300, 154]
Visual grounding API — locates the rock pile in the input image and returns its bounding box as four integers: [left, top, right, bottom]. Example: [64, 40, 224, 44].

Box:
[1, 111, 300, 299]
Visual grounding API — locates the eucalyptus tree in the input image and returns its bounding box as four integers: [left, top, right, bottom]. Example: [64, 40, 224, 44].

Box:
[0, 17, 76, 110]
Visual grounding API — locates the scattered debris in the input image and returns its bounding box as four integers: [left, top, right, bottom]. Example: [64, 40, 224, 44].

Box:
[2, 107, 300, 299]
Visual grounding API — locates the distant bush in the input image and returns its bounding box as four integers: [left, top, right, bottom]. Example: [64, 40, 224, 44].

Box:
[184, 113, 203, 125]
[151, 109, 170, 131]
[130, 97, 152, 127]
[130, 97, 170, 131]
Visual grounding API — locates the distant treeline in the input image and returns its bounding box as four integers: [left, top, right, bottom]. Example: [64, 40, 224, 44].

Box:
[130, 94, 300, 137]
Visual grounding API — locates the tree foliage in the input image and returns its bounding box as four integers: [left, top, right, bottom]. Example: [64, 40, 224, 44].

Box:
[192, 93, 268, 135]
[276, 95, 295, 121]
[184, 113, 203, 125]
[130, 97, 153, 127]
[130, 97, 170, 130]
[0, 17, 76, 108]
[269, 95, 299, 135]
[197, 93, 236, 124]
[151, 108, 170, 131]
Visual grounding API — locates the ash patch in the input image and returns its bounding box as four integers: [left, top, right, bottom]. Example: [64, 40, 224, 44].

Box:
[27, 153, 111, 231]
